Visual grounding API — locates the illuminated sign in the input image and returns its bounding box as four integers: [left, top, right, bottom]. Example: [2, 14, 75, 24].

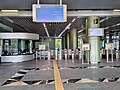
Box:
[88, 28, 104, 36]
[82, 44, 90, 51]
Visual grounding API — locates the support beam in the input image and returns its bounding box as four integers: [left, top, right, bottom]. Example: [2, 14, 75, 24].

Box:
[1, 11, 120, 17]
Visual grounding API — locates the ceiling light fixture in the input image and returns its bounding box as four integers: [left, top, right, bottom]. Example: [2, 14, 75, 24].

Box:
[1, 10, 18, 13]
[43, 23, 50, 38]
[78, 29, 84, 33]
[113, 9, 120, 12]
[58, 18, 77, 37]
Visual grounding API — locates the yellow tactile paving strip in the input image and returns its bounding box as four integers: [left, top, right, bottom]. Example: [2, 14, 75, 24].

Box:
[53, 60, 64, 90]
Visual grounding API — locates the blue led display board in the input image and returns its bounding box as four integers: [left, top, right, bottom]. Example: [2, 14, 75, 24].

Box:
[32, 4, 67, 22]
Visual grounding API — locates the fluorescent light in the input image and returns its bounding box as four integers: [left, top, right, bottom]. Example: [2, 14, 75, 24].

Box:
[105, 27, 109, 29]
[78, 29, 84, 33]
[113, 9, 120, 11]
[1, 10, 18, 13]
[71, 18, 76, 22]
[100, 17, 110, 23]
[117, 23, 120, 26]
[43, 23, 50, 38]
[58, 18, 76, 37]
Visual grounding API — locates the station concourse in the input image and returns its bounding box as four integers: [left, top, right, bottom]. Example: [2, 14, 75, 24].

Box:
[0, 0, 120, 90]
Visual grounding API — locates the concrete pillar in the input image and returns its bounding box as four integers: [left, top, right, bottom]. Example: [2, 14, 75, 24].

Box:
[86, 16, 100, 64]
[67, 33, 70, 50]
[119, 33, 120, 50]
[119, 39, 120, 50]
[62, 34, 68, 50]
[62, 36, 66, 49]
[0, 40, 2, 56]
[69, 28, 77, 50]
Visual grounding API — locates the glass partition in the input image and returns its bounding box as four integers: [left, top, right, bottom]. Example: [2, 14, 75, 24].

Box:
[2, 39, 33, 56]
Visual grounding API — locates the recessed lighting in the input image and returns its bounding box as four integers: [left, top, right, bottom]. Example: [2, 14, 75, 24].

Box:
[1, 10, 18, 13]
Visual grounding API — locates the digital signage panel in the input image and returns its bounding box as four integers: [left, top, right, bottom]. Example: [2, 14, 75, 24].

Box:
[33, 4, 67, 22]
[88, 28, 104, 36]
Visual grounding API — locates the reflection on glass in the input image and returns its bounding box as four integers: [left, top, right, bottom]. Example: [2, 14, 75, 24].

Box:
[2, 39, 33, 56]
[11, 39, 18, 55]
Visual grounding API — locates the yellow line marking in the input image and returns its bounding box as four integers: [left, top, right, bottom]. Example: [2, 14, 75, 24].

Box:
[53, 60, 64, 90]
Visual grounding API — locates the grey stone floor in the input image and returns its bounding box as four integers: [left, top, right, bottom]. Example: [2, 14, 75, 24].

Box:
[0, 58, 120, 90]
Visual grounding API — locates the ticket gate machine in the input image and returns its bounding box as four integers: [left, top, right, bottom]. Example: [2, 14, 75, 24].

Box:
[64, 49, 67, 60]
[79, 50, 82, 60]
[68, 49, 72, 59]
[48, 49, 51, 60]
[72, 50, 74, 60]
[57, 49, 62, 60]
[106, 43, 114, 62]
[116, 50, 119, 60]
[81, 44, 90, 64]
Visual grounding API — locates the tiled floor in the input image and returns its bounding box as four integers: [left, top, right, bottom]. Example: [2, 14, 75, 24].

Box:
[0, 58, 120, 90]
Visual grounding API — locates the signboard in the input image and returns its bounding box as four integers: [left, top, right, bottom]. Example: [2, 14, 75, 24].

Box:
[105, 43, 114, 50]
[88, 28, 104, 36]
[82, 44, 90, 51]
[32, 4, 67, 22]
[39, 45, 45, 50]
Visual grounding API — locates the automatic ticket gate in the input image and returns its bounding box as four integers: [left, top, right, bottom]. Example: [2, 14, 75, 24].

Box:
[116, 50, 120, 60]
[68, 49, 71, 59]
[48, 49, 51, 60]
[35, 50, 51, 60]
[64, 49, 67, 60]
[106, 43, 114, 62]
[55, 49, 62, 60]
[72, 50, 75, 60]
[81, 44, 90, 64]
[79, 50, 82, 60]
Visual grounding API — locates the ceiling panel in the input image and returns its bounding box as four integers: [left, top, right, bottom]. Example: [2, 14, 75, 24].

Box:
[0, 17, 81, 37]
[70, 17, 86, 30]
[9, 17, 46, 36]
[101, 17, 120, 28]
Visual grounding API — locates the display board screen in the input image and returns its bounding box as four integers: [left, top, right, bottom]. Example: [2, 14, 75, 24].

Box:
[88, 28, 104, 36]
[32, 4, 67, 22]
